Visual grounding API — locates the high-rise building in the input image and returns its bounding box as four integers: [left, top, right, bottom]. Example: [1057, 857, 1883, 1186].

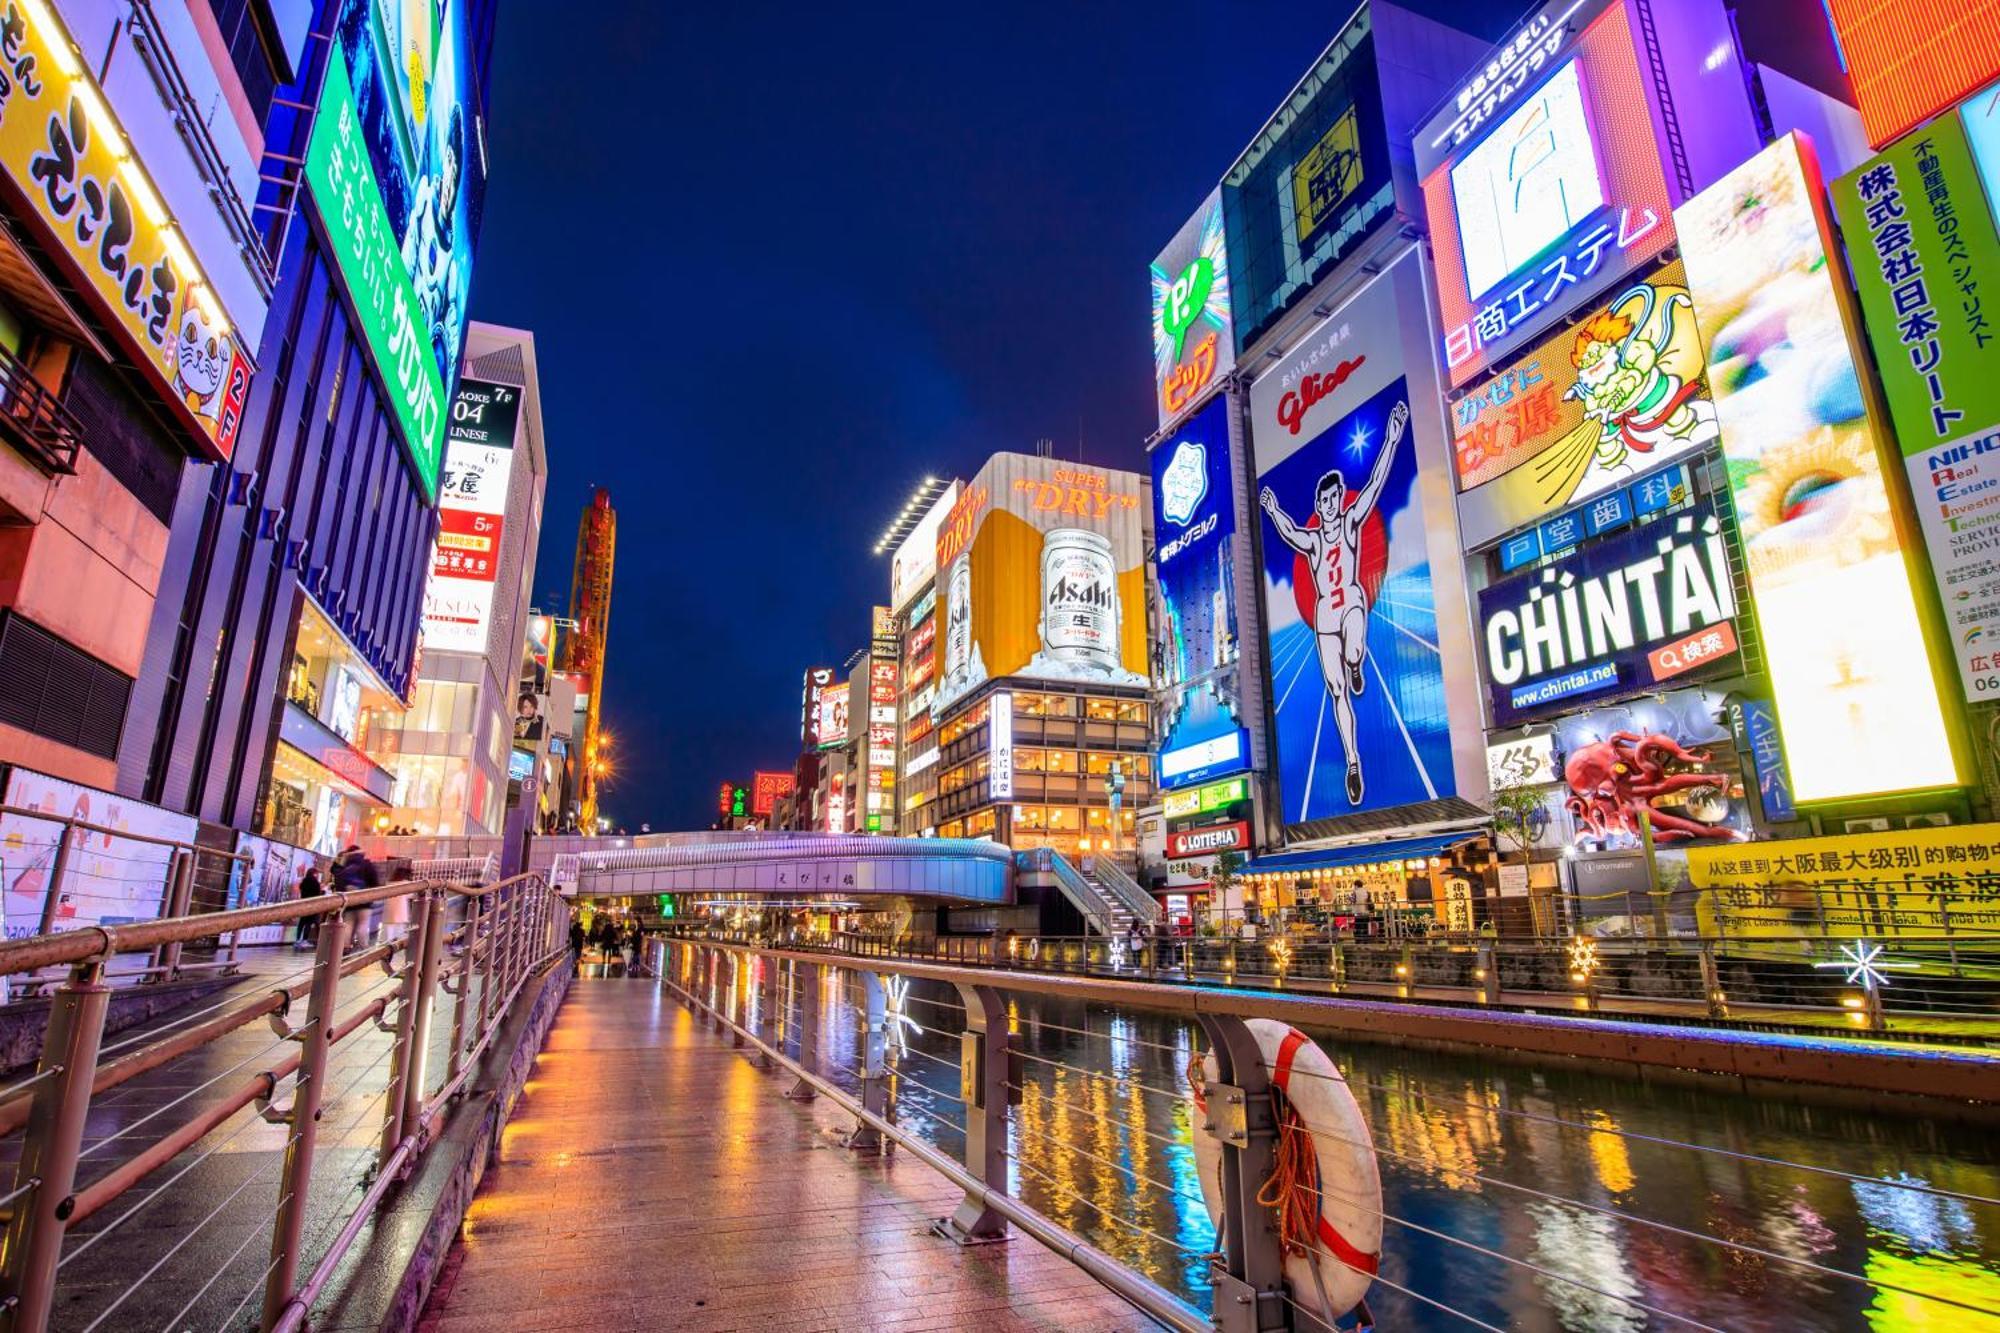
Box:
[116, 0, 498, 858]
[366, 324, 547, 838]
[0, 0, 276, 791]
[560, 488, 616, 828]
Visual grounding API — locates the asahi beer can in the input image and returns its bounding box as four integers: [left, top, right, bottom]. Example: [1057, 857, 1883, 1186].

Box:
[942, 554, 974, 690]
[1039, 528, 1120, 670]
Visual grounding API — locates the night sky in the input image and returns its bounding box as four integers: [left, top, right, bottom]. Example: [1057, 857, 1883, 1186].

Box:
[471, 2, 1523, 829]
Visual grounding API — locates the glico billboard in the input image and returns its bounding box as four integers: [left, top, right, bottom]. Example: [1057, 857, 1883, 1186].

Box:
[1151, 396, 1250, 788]
[928, 455, 1149, 719]
[1415, 0, 1677, 391]
[1677, 133, 1962, 803]
[306, 0, 487, 499]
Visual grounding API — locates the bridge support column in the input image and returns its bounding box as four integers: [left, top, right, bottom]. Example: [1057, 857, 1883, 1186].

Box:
[844, 970, 889, 1154]
[785, 961, 821, 1101]
[1196, 1012, 1303, 1333]
[937, 983, 1011, 1245]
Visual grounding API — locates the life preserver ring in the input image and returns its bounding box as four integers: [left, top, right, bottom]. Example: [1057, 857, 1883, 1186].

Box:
[1189, 1019, 1382, 1321]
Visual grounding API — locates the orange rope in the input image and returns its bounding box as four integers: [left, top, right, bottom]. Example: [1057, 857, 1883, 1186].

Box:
[1256, 1085, 1324, 1262]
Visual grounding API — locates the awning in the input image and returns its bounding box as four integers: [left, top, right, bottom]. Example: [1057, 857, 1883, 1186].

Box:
[1241, 831, 1484, 879]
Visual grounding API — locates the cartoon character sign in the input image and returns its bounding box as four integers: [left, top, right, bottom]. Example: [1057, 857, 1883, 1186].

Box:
[172, 306, 227, 416]
[1257, 379, 1454, 823]
[1565, 285, 1718, 472]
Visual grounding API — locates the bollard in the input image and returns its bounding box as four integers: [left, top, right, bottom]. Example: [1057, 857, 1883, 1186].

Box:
[938, 984, 1011, 1244]
[845, 971, 889, 1154]
[786, 961, 821, 1101]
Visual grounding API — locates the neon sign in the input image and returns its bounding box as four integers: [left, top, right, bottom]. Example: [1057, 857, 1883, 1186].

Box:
[1152, 192, 1236, 426]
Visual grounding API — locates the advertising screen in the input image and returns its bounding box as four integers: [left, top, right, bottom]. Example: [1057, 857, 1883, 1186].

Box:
[1825, 0, 2000, 148]
[1479, 502, 1739, 726]
[0, 3, 252, 462]
[1420, 0, 1675, 389]
[1969, 83, 2000, 207]
[1222, 17, 1393, 351]
[1152, 191, 1236, 426]
[1452, 261, 1719, 548]
[227, 834, 321, 945]
[889, 482, 960, 611]
[1152, 396, 1249, 788]
[929, 455, 1149, 719]
[1678, 133, 1960, 802]
[816, 682, 851, 750]
[422, 378, 520, 654]
[1, 770, 198, 939]
[800, 667, 835, 746]
[751, 771, 796, 817]
[308, 0, 486, 499]
[1257, 374, 1452, 823]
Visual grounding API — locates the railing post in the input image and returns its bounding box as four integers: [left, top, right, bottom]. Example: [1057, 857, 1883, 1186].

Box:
[786, 961, 821, 1101]
[1477, 940, 1500, 1004]
[1699, 940, 1727, 1018]
[939, 983, 1009, 1244]
[378, 891, 426, 1168]
[262, 905, 351, 1329]
[844, 971, 888, 1153]
[447, 894, 481, 1084]
[0, 959, 112, 1333]
[730, 954, 747, 1048]
[1195, 1012, 1291, 1333]
[151, 849, 198, 979]
[399, 891, 450, 1143]
[35, 822, 75, 938]
[754, 957, 780, 1069]
[478, 887, 506, 1035]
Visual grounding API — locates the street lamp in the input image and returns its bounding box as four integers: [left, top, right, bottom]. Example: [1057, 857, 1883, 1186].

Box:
[1104, 760, 1126, 856]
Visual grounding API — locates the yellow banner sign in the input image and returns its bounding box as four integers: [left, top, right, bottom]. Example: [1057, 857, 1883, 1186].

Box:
[1688, 824, 2000, 939]
[0, 3, 250, 460]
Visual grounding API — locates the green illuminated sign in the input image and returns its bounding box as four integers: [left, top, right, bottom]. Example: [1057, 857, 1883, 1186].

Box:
[1160, 256, 1215, 361]
[1164, 775, 1249, 820]
[305, 53, 447, 501]
[729, 786, 749, 819]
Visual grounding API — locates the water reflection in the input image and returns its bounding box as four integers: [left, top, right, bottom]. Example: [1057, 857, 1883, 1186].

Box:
[783, 971, 2000, 1331]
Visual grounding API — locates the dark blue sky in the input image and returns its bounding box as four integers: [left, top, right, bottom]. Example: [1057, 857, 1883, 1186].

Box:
[471, 2, 1522, 829]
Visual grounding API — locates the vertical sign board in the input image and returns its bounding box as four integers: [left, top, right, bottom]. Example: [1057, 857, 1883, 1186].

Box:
[1249, 257, 1456, 827]
[1677, 134, 1960, 801]
[0, 2, 252, 460]
[1152, 191, 1236, 428]
[1416, 0, 1677, 390]
[1152, 394, 1250, 788]
[1834, 118, 2000, 701]
[1824, 0, 2000, 149]
[990, 692, 1013, 800]
[422, 378, 521, 653]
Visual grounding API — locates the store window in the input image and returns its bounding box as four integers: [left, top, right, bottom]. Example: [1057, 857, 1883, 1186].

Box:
[1016, 693, 1075, 718]
[1015, 748, 1080, 774]
[941, 818, 966, 839]
[1085, 751, 1149, 777]
[966, 809, 998, 837]
[940, 698, 990, 746]
[1082, 697, 1149, 722]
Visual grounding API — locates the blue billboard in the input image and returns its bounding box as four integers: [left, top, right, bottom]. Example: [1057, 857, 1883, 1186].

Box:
[1256, 376, 1453, 824]
[1153, 396, 1250, 788]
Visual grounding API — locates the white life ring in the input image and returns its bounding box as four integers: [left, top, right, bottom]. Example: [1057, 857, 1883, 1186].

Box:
[1190, 1019, 1382, 1321]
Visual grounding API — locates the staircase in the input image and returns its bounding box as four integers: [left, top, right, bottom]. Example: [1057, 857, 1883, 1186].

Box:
[1013, 848, 1162, 937]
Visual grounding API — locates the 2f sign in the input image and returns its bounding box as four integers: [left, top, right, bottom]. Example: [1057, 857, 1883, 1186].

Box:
[1162, 257, 1214, 361]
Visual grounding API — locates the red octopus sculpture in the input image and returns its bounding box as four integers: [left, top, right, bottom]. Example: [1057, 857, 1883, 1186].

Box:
[1562, 730, 1738, 844]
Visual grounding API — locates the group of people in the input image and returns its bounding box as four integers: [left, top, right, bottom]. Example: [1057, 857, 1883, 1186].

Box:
[293, 845, 402, 950]
[568, 913, 642, 976]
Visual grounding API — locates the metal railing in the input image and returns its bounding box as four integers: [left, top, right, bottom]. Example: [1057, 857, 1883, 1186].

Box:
[0, 345, 82, 475]
[0, 870, 569, 1331]
[667, 921, 2000, 1040]
[663, 937, 2000, 1333]
[1082, 855, 1162, 927]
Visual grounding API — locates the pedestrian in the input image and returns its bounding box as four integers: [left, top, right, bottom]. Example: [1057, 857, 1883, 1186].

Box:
[332, 846, 382, 948]
[568, 915, 586, 974]
[621, 924, 638, 977]
[296, 863, 324, 950]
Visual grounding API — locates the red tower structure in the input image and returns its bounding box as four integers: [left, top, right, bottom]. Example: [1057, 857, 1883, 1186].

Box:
[562, 489, 617, 828]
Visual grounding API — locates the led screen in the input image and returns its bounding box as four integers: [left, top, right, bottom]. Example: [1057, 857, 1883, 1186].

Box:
[1450, 60, 1606, 300]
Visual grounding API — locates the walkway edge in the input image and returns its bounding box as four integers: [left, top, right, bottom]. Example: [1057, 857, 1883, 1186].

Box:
[309, 958, 573, 1332]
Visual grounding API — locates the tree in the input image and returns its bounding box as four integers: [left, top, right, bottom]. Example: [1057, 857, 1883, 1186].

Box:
[1211, 849, 1245, 925]
[1489, 783, 1546, 865]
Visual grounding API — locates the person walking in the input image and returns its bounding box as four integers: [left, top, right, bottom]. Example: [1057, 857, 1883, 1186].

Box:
[295, 863, 324, 950]
[569, 916, 586, 974]
[332, 846, 381, 948]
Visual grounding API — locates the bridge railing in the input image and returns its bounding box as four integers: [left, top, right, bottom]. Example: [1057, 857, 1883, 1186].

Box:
[0, 871, 569, 1332]
[664, 922, 2000, 1038]
[663, 937, 1997, 1332]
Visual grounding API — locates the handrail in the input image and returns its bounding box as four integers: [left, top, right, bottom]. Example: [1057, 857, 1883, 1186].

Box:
[1035, 852, 1115, 936]
[1082, 855, 1161, 927]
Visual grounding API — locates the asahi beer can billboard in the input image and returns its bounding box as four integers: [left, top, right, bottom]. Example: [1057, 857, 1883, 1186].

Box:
[929, 454, 1150, 718]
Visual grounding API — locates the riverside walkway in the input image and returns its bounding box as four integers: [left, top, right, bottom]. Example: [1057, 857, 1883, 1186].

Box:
[417, 978, 1154, 1333]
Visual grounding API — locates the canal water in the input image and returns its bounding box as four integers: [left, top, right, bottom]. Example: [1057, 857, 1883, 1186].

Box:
[779, 969, 2000, 1332]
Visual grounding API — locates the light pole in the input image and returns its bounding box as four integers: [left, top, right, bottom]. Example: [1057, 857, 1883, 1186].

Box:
[1104, 760, 1126, 856]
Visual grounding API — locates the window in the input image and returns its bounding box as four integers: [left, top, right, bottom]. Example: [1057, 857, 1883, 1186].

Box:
[1016, 693, 1075, 717]
[204, 0, 283, 125]
[966, 809, 997, 837]
[941, 819, 966, 839]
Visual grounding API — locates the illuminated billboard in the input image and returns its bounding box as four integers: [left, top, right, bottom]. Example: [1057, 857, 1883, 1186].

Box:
[1151, 395, 1249, 788]
[1677, 133, 1960, 802]
[0, 2, 252, 462]
[929, 455, 1149, 719]
[1549, 689, 1753, 852]
[1222, 14, 1393, 351]
[1479, 502, 1740, 726]
[1452, 260, 1719, 548]
[1825, 0, 2000, 148]
[1151, 191, 1235, 427]
[751, 771, 796, 817]
[1835, 117, 2000, 701]
[308, 0, 486, 499]
[800, 667, 835, 746]
[1418, 0, 1675, 389]
[422, 378, 521, 654]
[815, 681, 851, 750]
[889, 482, 961, 611]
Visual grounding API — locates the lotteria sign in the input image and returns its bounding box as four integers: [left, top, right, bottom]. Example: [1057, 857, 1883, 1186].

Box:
[1167, 821, 1251, 858]
[1479, 502, 1739, 725]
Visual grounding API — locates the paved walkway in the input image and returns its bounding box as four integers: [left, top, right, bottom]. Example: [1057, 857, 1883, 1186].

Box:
[418, 977, 1156, 1332]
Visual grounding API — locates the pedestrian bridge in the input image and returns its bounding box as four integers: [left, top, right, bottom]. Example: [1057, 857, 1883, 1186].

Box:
[534, 832, 1016, 904]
